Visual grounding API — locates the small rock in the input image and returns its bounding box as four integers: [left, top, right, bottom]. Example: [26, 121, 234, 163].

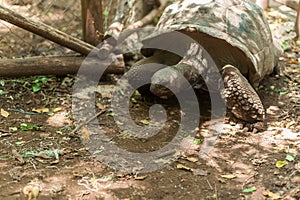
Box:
[242, 127, 249, 132]
[266, 105, 280, 115]
[235, 123, 244, 129]
[193, 169, 208, 176]
[291, 176, 300, 183]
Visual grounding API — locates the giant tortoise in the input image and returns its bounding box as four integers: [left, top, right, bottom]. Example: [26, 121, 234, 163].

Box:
[125, 0, 279, 125]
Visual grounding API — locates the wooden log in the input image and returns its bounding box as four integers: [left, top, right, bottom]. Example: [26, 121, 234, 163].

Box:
[81, 0, 104, 45]
[0, 5, 95, 55]
[0, 55, 125, 77]
[296, 2, 300, 37]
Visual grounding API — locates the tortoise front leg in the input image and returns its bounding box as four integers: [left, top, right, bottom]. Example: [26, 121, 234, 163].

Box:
[221, 65, 265, 124]
[125, 50, 181, 94]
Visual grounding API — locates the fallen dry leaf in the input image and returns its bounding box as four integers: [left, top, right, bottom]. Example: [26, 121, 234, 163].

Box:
[12, 149, 25, 164]
[177, 164, 194, 172]
[81, 126, 90, 140]
[96, 103, 106, 110]
[23, 185, 40, 200]
[32, 107, 49, 113]
[220, 174, 236, 179]
[53, 107, 62, 112]
[50, 159, 60, 164]
[263, 190, 281, 199]
[1, 108, 9, 118]
[134, 175, 147, 180]
[193, 169, 208, 176]
[186, 157, 199, 163]
[276, 160, 288, 168]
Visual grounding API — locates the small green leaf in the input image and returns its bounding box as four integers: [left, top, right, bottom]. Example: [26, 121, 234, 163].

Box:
[131, 98, 137, 103]
[279, 91, 289, 95]
[140, 119, 150, 125]
[193, 138, 202, 145]
[15, 141, 25, 146]
[273, 89, 289, 95]
[0, 90, 3, 95]
[134, 90, 141, 96]
[20, 123, 29, 131]
[93, 149, 103, 155]
[281, 41, 289, 51]
[103, 10, 109, 17]
[119, 89, 125, 96]
[20, 123, 41, 131]
[0, 80, 5, 86]
[107, 112, 116, 117]
[9, 127, 18, 132]
[242, 187, 256, 193]
[31, 125, 41, 131]
[32, 83, 41, 93]
[40, 76, 49, 84]
[286, 154, 296, 162]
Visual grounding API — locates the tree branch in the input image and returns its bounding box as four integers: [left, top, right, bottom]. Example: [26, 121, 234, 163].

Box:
[0, 55, 125, 77]
[0, 5, 95, 55]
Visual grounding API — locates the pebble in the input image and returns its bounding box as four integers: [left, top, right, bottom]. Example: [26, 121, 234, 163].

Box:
[295, 125, 300, 132]
[266, 105, 280, 115]
[235, 123, 244, 129]
[278, 101, 285, 107]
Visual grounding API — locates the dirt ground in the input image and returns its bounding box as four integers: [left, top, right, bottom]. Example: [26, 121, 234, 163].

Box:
[0, 1, 300, 200]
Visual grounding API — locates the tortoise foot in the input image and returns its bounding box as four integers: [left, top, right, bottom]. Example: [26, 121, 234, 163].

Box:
[226, 113, 265, 133]
[222, 65, 265, 123]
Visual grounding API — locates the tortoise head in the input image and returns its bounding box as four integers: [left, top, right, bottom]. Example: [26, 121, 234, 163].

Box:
[150, 66, 190, 99]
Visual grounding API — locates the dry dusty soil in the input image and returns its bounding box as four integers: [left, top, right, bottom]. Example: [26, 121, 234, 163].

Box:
[0, 1, 299, 199]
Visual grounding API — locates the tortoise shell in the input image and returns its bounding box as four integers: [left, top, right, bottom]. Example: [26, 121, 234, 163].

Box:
[141, 0, 278, 87]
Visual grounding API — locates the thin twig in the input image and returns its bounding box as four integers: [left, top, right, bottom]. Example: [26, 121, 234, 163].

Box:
[29, 159, 36, 170]
[214, 184, 218, 200]
[206, 179, 213, 190]
[70, 110, 106, 135]
[242, 173, 256, 188]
